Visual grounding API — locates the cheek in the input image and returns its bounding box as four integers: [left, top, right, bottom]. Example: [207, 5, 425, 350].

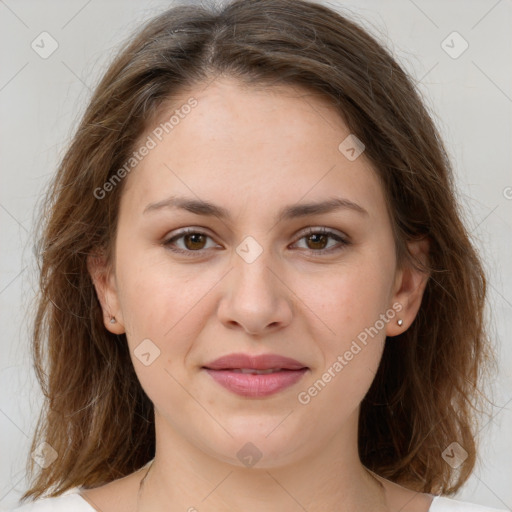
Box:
[115, 246, 219, 359]
[114, 256, 210, 412]
[296, 273, 388, 421]
[297, 257, 394, 343]
[293, 257, 392, 406]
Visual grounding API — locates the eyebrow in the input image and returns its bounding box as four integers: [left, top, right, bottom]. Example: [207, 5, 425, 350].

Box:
[143, 195, 368, 221]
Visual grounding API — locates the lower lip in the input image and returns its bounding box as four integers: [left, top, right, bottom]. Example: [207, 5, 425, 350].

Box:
[203, 368, 308, 397]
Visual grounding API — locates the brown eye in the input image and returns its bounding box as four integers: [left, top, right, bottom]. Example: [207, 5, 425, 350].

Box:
[293, 228, 349, 255]
[163, 229, 218, 254]
[181, 233, 207, 250]
[305, 232, 330, 251]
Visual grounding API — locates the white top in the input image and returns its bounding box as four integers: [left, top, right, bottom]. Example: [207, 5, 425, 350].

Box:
[7, 488, 510, 511]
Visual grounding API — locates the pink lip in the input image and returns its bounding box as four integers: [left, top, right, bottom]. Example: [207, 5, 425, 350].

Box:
[203, 353, 307, 371]
[202, 353, 308, 398]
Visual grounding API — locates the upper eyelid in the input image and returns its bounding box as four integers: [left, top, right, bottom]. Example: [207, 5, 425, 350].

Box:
[166, 225, 347, 238]
[164, 226, 348, 248]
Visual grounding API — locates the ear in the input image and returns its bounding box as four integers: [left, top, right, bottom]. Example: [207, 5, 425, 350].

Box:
[87, 252, 125, 335]
[386, 237, 430, 337]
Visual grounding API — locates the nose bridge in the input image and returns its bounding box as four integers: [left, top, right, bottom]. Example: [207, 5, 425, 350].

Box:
[217, 233, 292, 333]
[231, 233, 277, 299]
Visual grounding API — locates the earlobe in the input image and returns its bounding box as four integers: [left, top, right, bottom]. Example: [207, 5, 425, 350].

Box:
[86, 253, 125, 334]
[386, 237, 430, 337]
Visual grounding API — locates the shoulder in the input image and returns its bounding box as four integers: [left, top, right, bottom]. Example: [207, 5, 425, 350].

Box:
[430, 496, 509, 512]
[10, 463, 149, 512]
[8, 488, 95, 512]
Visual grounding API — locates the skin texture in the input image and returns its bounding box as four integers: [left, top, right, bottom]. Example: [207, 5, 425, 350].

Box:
[86, 77, 431, 512]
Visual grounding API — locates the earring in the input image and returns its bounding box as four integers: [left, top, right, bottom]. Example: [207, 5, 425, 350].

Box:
[397, 319, 403, 327]
[110, 316, 116, 324]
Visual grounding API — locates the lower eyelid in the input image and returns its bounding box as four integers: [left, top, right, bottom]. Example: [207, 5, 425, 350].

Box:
[292, 232, 348, 252]
[163, 231, 218, 251]
[163, 229, 349, 254]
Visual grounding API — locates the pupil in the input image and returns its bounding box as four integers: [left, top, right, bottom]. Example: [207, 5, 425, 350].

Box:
[183, 233, 329, 251]
[309, 234, 327, 250]
[185, 234, 205, 250]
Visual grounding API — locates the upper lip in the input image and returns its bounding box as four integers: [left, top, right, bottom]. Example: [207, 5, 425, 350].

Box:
[203, 353, 308, 371]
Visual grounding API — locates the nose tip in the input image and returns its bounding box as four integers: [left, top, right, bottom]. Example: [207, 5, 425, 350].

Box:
[217, 257, 293, 336]
[225, 315, 284, 337]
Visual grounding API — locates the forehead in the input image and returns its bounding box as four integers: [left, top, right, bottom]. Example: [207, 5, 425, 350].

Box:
[120, 77, 387, 223]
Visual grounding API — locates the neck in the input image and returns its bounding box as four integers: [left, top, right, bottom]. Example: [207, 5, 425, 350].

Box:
[136, 413, 389, 512]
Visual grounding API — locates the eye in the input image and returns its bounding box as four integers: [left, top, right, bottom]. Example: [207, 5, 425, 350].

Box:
[292, 227, 350, 255]
[162, 227, 350, 256]
[162, 228, 220, 254]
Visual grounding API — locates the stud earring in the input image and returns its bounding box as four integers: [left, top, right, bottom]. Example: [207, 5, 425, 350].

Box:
[397, 319, 403, 327]
[110, 316, 116, 324]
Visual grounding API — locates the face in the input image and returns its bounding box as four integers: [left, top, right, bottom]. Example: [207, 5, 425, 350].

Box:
[90, 77, 428, 468]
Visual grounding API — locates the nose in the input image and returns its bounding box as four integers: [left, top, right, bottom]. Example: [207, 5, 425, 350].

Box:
[216, 248, 293, 336]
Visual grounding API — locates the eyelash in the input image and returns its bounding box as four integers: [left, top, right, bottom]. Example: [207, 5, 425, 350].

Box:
[162, 227, 350, 257]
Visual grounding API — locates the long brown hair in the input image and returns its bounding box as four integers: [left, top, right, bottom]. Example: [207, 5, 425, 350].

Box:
[22, 0, 494, 501]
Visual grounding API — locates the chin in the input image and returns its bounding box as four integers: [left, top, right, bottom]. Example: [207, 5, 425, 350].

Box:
[193, 426, 307, 470]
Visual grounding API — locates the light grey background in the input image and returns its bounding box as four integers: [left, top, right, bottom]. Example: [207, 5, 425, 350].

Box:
[0, 0, 510, 510]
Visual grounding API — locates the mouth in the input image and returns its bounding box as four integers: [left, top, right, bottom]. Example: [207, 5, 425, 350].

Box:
[202, 353, 309, 397]
[227, 368, 293, 374]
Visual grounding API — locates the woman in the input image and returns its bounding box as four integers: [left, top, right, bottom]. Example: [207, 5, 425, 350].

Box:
[11, 0, 507, 511]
